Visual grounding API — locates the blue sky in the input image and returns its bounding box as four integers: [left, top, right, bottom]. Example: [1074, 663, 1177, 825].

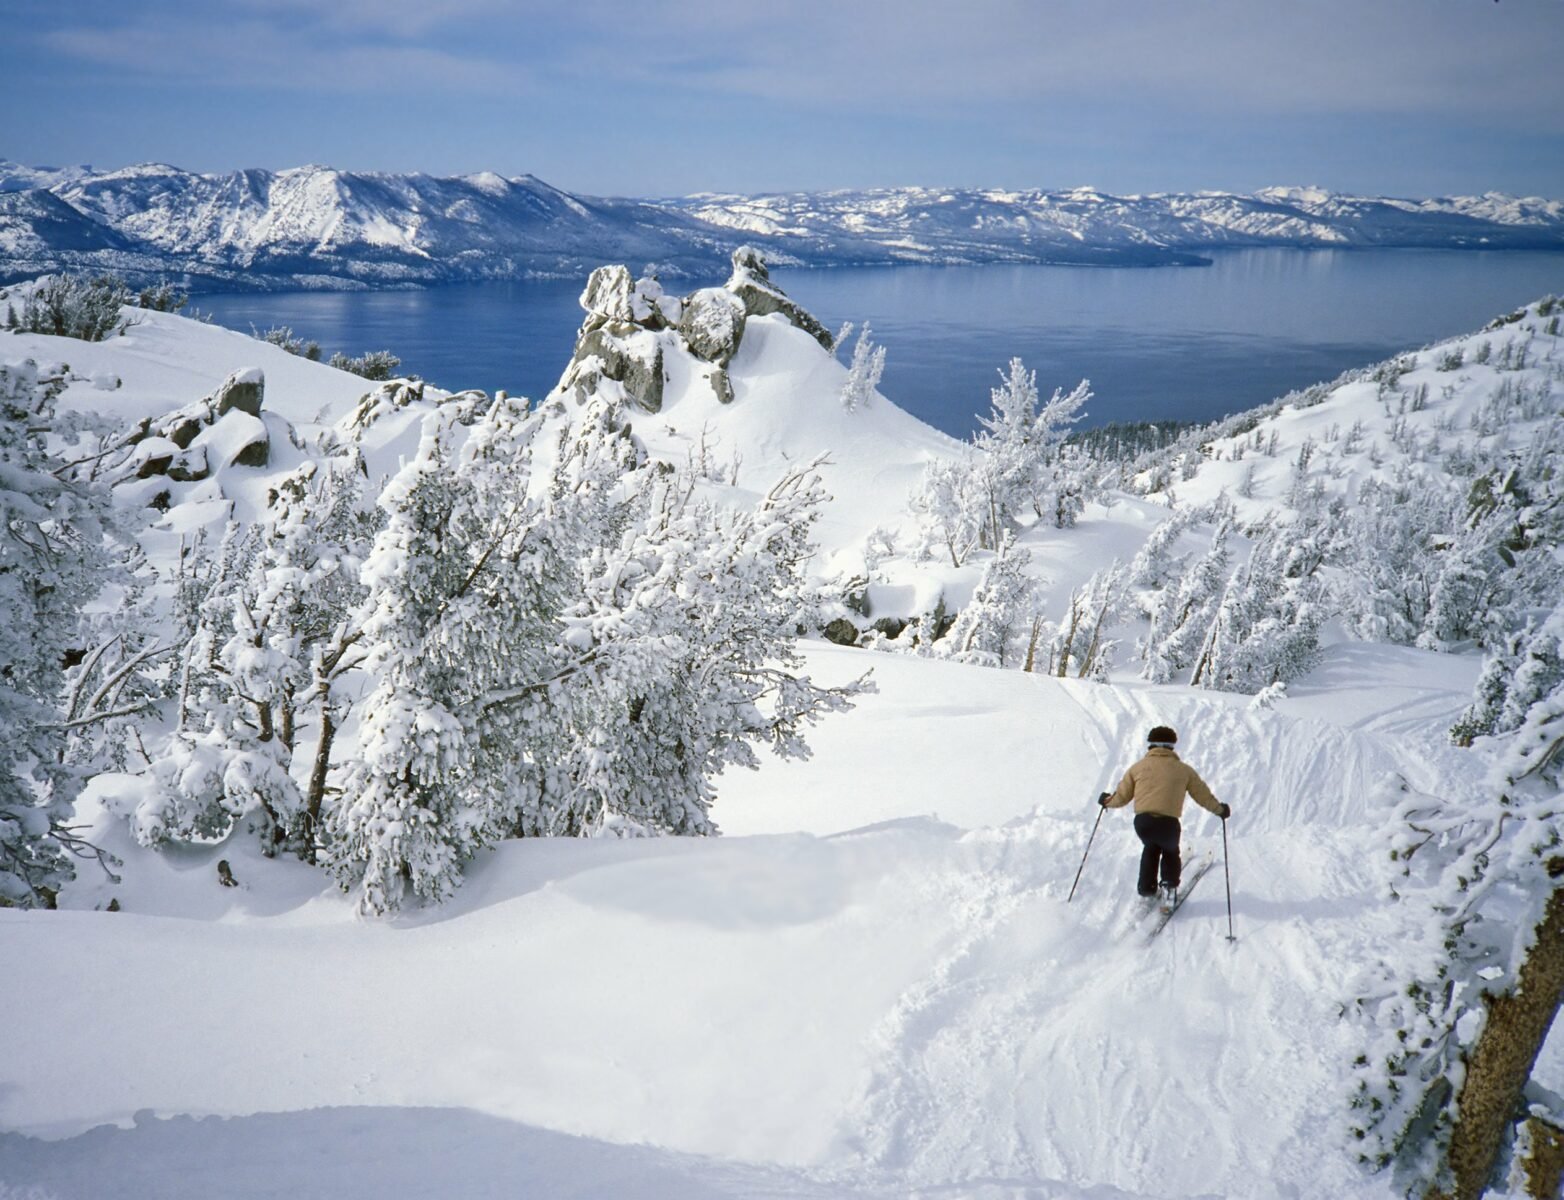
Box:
[5, 0, 1563, 198]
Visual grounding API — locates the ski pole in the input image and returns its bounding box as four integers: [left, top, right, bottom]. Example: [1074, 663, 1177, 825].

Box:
[1221, 813, 1236, 942]
[1067, 796, 1108, 903]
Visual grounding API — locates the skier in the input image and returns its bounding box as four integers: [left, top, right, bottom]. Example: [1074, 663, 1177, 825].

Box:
[1098, 725, 1230, 908]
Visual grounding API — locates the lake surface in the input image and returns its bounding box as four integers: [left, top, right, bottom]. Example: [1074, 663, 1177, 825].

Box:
[195, 249, 1564, 438]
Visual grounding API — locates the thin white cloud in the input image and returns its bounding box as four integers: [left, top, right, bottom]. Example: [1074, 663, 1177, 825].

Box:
[546, 0, 1564, 124]
[43, 17, 527, 95]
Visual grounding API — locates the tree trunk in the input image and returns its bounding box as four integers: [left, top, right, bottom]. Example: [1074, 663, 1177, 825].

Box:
[1023, 616, 1044, 673]
[1430, 882, 1564, 1200]
[304, 708, 336, 863]
[1519, 1115, 1564, 1200]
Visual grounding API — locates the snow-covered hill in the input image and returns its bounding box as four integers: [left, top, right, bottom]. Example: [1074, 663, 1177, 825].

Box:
[3, 158, 1563, 289]
[0, 161, 735, 289]
[2, 264, 1561, 1199]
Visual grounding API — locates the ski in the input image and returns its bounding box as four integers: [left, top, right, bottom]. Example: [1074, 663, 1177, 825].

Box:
[1144, 853, 1216, 942]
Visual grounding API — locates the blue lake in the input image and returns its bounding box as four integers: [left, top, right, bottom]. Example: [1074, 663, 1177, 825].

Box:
[194, 249, 1564, 439]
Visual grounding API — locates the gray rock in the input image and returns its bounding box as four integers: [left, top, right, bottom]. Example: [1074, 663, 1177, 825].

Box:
[580, 265, 638, 324]
[730, 245, 771, 282]
[135, 451, 174, 479]
[346, 379, 428, 433]
[232, 436, 269, 468]
[580, 265, 680, 329]
[678, 287, 746, 366]
[706, 367, 734, 405]
[724, 247, 834, 352]
[570, 327, 666, 413]
[214, 368, 264, 418]
[166, 446, 210, 483]
[822, 617, 861, 646]
[164, 413, 205, 450]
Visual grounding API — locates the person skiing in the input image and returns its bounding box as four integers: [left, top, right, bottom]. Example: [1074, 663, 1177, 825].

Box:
[1098, 725, 1230, 909]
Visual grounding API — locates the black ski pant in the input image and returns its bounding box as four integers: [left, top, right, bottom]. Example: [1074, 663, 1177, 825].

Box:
[1133, 813, 1182, 895]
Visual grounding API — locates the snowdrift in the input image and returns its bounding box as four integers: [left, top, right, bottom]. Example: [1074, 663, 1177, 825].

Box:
[3, 269, 1562, 1200]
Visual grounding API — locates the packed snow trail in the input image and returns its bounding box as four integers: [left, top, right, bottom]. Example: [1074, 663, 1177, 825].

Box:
[5, 644, 1517, 1200]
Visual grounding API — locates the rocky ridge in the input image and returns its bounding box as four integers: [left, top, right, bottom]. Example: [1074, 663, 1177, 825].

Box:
[551, 247, 837, 413]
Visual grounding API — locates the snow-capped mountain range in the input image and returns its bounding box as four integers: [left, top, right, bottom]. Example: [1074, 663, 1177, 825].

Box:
[3, 159, 1562, 290]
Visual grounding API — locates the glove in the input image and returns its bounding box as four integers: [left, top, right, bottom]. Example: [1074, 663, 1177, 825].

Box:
[1098, 792, 1112, 807]
[1218, 803, 1231, 819]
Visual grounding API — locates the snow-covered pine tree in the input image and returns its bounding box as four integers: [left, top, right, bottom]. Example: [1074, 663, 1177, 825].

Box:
[1351, 599, 1564, 1198]
[1342, 472, 1457, 646]
[972, 359, 1091, 541]
[525, 453, 868, 837]
[58, 544, 165, 778]
[912, 360, 1091, 562]
[330, 392, 868, 913]
[1127, 510, 1193, 589]
[1190, 524, 1324, 694]
[939, 537, 1039, 669]
[1141, 504, 1234, 684]
[1046, 562, 1126, 680]
[0, 359, 115, 907]
[838, 322, 886, 413]
[328, 402, 538, 913]
[134, 454, 377, 858]
[910, 452, 986, 567]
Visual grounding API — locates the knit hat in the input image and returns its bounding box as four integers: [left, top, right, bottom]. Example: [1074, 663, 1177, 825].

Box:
[1147, 725, 1178, 747]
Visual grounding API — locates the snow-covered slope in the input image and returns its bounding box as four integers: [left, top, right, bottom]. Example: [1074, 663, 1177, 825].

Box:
[1, 304, 372, 429]
[3, 157, 1562, 289]
[2, 275, 1561, 1200]
[0, 642, 1508, 1200]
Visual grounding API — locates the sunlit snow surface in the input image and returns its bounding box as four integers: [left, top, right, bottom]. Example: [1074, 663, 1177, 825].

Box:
[2, 292, 1561, 1199]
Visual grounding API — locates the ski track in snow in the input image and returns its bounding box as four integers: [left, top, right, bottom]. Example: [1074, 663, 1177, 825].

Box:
[7, 288, 1554, 1199]
[780, 660, 1444, 1200]
[2, 650, 1464, 1200]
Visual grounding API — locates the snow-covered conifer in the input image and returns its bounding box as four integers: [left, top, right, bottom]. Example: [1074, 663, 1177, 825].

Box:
[136, 455, 376, 857]
[910, 453, 986, 567]
[328, 393, 867, 913]
[939, 538, 1039, 669]
[1127, 511, 1193, 590]
[1046, 563, 1126, 680]
[328, 404, 533, 913]
[1351, 599, 1564, 1196]
[913, 361, 1091, 564]
[838, 322, 886, 412]
[1191, 525, 1324, 693]
[972, 359, 1091, 539]
[1141, 505, 1234, 684]
[0, 360, 114, 906]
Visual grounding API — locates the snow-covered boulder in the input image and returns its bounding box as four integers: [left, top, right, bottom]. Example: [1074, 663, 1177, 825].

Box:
[115, 367, 272, 490]
[212, 366, 264, 419]
[724, 245, 834, 351]
[556, 268, 678, 413]
[678, 287, 746, 366]
[579, 264, 680, 329]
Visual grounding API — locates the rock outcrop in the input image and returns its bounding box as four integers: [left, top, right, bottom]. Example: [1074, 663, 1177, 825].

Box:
[554, 266, 679, 412]
[117, 367, 271, 497]
[723, 246, 835, 352]
[553, 248, 835, 412]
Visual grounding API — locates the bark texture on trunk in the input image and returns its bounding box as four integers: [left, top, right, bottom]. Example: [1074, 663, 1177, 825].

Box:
[1519, 1115, 1563, 1200]
[1428, 883, 1564, 1200]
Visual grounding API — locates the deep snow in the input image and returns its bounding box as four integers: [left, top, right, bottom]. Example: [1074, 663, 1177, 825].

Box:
[2, 281, 1561, 1199]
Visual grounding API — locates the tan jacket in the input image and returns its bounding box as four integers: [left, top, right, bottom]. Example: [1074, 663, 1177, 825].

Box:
[1104, 747, 1223, 820]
